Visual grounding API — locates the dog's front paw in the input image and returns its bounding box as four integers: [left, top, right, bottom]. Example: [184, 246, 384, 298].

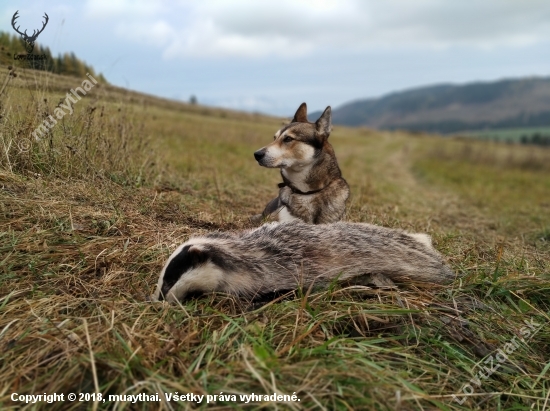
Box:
[279, 186, 292, 204]
[249, 214, 263, 224]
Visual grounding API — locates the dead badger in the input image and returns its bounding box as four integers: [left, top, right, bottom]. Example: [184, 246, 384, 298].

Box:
[152, 221, 455, 302]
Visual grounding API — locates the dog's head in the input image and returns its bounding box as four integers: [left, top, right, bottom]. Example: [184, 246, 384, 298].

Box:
[254, 102, 332, 169]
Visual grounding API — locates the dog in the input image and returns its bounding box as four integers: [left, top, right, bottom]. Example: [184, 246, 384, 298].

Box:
[252, 103, 350, 224]
[152, 221, 455, 302]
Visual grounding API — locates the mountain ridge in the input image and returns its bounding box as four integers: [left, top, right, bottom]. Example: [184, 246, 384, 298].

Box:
[312, 76, 550, 133]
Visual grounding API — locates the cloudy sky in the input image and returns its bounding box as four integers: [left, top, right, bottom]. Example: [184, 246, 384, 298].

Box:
[3, 0, 550, 116]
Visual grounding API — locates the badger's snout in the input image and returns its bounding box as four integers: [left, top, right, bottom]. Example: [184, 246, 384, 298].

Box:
[254, 148, 266, 163]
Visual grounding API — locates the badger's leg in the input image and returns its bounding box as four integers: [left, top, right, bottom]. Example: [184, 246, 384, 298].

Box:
[347, 273, 405, 307]
[350, 273, 397, 289]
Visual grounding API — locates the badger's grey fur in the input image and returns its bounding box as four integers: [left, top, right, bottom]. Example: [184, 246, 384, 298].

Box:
[252, 103, 350, 224]
[152, 221, 455, 302]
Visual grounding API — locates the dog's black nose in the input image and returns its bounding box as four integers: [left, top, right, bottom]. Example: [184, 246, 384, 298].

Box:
[254, 149, 265, 162]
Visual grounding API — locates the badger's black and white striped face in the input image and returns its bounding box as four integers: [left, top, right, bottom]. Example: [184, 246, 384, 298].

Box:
[152, 240, 225, 302]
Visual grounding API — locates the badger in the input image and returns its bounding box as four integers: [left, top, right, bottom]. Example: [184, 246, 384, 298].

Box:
[152, 221, 455, 302]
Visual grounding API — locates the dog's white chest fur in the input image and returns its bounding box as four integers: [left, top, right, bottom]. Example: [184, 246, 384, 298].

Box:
[281, 166, 313, 193]
[277, 206, 299, 223]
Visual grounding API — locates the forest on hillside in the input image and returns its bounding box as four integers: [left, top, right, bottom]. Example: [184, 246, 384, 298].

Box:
[0, 31, 106, 82]
[326, 78, 550, 135]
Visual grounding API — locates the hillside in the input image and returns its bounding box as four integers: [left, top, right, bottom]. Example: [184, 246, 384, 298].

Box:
[0, 31, 107, 82]
[318, 77, 550, 133]
[1, 65, 549, 410]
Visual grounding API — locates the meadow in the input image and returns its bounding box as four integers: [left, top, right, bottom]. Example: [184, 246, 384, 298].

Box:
[0, 65, 549, 410]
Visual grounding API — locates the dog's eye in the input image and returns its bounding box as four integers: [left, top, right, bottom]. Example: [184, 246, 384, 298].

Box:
[283, 136, 293, 143]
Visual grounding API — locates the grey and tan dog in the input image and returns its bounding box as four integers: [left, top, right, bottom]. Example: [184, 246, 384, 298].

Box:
[152, 221, 455, 302]
[253, 103, 350, 224]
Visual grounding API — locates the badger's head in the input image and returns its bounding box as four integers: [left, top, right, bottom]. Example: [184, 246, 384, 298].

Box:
[152, 240, 226, 302]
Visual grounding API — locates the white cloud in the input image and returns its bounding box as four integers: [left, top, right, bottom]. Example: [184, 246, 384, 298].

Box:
[115, 20, 176, 47]
[162, 19, 313, 59]
[84, 0, 164, 18]
[83, 0, 550, 59]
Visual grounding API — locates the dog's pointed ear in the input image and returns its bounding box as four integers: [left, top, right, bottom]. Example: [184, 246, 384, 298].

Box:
[315, 106, 332, 137]
[291, 102, 308, 123]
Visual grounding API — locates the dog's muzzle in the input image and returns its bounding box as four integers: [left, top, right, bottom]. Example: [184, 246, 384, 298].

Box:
[254, 148, 266, 163]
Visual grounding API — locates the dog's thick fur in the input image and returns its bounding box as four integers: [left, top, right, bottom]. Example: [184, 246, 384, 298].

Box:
[253, 103, 350, 224]
[152, 221, 455, 302]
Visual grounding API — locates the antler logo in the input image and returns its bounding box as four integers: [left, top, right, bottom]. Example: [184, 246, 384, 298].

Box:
[11, 10, 49, 54]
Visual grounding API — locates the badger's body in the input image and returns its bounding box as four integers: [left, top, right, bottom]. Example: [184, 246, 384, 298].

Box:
[153, 221, 455, 302]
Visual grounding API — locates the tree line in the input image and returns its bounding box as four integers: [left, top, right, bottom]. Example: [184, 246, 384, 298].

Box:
[0, 31, 107, 82]
[520, 132, 550, 147]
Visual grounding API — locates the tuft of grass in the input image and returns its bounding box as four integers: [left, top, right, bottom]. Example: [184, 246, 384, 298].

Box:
[0, 67, 158, 186]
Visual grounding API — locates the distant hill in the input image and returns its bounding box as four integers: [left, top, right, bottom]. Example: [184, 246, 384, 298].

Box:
[315, 77, 550, 134]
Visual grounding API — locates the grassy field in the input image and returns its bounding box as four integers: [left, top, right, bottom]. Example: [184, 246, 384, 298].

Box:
[1, 64, 549, 410]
